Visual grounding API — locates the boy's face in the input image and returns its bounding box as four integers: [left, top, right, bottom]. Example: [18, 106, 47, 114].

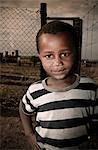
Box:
[38, 32, 75, 80]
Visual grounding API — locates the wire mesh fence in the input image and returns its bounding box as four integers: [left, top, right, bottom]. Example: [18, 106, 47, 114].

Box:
[0, 7, 40, 56]
[82, 2, 98, 61]
[81, 1, 98, 82]
[0, 7, 41, 118]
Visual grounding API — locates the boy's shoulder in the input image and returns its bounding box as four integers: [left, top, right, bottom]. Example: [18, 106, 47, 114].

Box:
[80, 75, 98, 90]
[80, 75, 97, 84]
[79, 75, 98, 93]
[27, 80, 44, 93]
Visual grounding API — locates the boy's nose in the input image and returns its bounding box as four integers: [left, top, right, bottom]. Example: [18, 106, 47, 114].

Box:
[54, 56, 63, 66]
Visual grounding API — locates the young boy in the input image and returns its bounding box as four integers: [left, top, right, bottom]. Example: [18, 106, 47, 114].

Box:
[19, 21, 98, 150]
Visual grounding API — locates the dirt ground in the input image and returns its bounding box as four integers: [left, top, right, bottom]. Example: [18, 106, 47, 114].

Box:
[0, 63, 40, 150]
[0, 116, 33, 150]
[0, 85, 36, 150]
[0, 63, 98, 150]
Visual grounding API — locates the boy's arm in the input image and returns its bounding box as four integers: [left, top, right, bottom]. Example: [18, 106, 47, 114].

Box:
[93, 88, 98, 136]
[19, 101, 40, 150]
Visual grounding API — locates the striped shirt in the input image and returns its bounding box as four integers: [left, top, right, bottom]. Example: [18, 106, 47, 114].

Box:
[22, 75, 98, 150]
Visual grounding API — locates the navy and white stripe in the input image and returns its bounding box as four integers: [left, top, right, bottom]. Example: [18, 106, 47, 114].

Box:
[22, 76, 98, 150]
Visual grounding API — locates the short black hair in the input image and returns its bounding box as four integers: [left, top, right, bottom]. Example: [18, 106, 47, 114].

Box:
[36, 20, 78, 53]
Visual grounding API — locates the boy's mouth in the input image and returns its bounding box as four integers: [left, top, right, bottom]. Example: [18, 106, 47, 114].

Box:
[52, 68, 66, 74]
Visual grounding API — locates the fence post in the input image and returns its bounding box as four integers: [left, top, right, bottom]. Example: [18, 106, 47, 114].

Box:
[73, 18, 83, 74]
[40, 3, 47, 27]
[40, 3, 47, 79]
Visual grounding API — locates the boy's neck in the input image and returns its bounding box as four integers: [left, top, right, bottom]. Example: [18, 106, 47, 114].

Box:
[47, 74, 76, 89]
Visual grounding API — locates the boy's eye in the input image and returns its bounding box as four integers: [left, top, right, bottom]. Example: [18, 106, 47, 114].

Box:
[60, 52, 71, 58]
[45, 54, 54, 59]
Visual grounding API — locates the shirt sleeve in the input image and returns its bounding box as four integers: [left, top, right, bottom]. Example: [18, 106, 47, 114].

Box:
[21, 88, 37, 115]
[91, 85, 98, 136]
